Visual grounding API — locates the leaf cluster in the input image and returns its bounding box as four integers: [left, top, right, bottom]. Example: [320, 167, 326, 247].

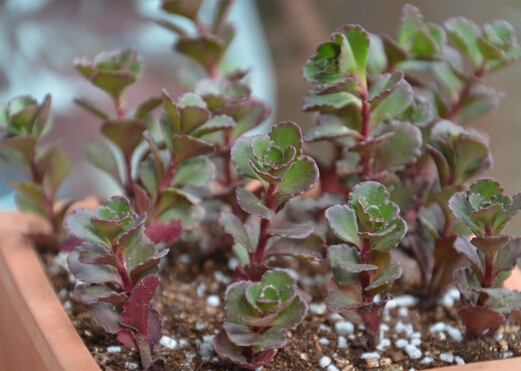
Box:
[66, 197, 167, 370]
[213, 269, 307, 369]
[0, 95, 72, 250]
[325, 181, 406, 337]
[450, 178, 521, 338]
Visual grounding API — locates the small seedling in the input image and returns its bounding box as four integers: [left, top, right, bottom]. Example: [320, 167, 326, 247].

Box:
[450, 178, 521, 338]
[66, 196, 168, 370]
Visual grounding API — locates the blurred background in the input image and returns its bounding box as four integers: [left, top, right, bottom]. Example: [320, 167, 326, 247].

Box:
[1, 0, 521, 232]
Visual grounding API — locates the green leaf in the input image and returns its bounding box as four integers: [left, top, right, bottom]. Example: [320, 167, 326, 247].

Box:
[40, 148, 72, 196]
[328, 244, 377, 274]
[453, 237, 483, 277]
[172, 156, 215, 187]
[230, 137, 263, 182]
[267, 225, 314, 239]
[494, 237, 521, 278]
[101, 118, 146, 159]
[265, 233, 325, 261]
[219, 212, 254, 253]
[268, 121, 303, 158]
[370, 218, 407, 252]
[337, 24, 370, 82]
[0, 136, 36, 174]
[236, 187, 275, 220]
[74, 97, 110, 120]
[398, 4, 423, 47]
[302, 91, 361, 112]
[179, 104, 210, 135]
[172, 135, 214, 166]
[366, 262, 402, 290]
[8, 96, 39, 135]
[91, 71, 136, 102]
[303, 124, 364, 142]
[445, 17, 483, 67]
[67, 248, 122, 286]
[449, 192, 480, 232]
[65, 208, 109, 247]
[138, 156, 159, 202]
[270, 296, 307, 328]
[134, 95, 162, 120]
[9, 181, 46, 218]
[275, 156, 319, 206]
[82, 140, 122, 185]
[190, 114, 235, 137]
[175, 35, 224, 75]
[325, 205, 361, 248]
[452, 135, 491, 184]
[369, 71, 413, 129]
[373, 121, 422, 173]
[161, 0, 203, 21]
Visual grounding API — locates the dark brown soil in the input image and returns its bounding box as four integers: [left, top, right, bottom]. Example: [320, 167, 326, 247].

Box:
[42, 245, 521, 371]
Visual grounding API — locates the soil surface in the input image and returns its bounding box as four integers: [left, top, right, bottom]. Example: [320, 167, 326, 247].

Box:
[42, 244, 521, 371]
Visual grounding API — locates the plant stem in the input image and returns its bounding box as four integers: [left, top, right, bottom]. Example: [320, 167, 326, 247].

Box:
[445, 65, 486, 121]
[358, 80, 374, 178]
[253, 183, 277, 265]
[360, 238, 373, 302]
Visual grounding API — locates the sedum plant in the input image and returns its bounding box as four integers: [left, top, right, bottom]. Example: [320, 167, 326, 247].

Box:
[4, 1, 521, 370]
[450, 178, 521, 338]
[66, 196, 169, 371]
[0, 95, 73, 251]
[213, 269, 307, 369]
[325, 181, 406, 345]
[214, 121, 322, 368]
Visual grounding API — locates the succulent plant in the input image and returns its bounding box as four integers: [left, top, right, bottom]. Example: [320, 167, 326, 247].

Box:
[0, 94, 73, 251]
[325, 181, 406, 344]
[450, 178, 521, 338]
[213, 269, 307, 369]
[66, 196, 170, 370]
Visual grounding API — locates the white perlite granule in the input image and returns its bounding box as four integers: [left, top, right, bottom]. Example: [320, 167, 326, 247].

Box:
[334, 321, 354, 336]
[398, 307, 409, 317]
[395, 321, 414, 337]
[160, 335, 178, 349]
[439, 353, 454, 363]
[178, 254, 191, 264]
[107, 346, 122, 353]
[410, 338, 421, 346]
[429, 322, 446, 333]
[376, 338, 391, 352]
[455, 356, 465, 365]
[338, 336, 347, 348]
[319, 356, 332, 368]
[395, 338, 408, 348]
[319, 337, 330, 345]
[125, 362, 139, 370]
[319, 324, 332, 332]
[385, 295, 418, 310]
[206, 295, 221, 307]
[446, 325, 462, 342]
[309, 303, 327, 315]
[405, 344, 422, 359]
[327, 365, 340, 371]
[360, 352, 380, 360]
[199, 342, 214, 360]
[421, 357, 433, 364]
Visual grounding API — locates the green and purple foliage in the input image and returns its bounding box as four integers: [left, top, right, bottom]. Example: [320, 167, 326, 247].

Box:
[215, 121, 322, 368]
[300, 4, 521, 304]
[325, 181, 406, 345]
[66, 196, 168, 371]
[74, 48, 162, 200]
[450, 178, 521, 338]
[220, 121, 321, 269]
[213, 269, 307, 369]
[0, 95, 73, 251]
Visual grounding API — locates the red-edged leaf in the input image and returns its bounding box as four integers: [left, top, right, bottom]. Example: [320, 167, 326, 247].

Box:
[120, 275, 162, 349]
[458, 306, 505, 339]
[145, 219, 182, 244]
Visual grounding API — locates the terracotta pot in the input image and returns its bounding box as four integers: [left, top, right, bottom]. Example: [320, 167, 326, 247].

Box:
[0, 210, 520, 371]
